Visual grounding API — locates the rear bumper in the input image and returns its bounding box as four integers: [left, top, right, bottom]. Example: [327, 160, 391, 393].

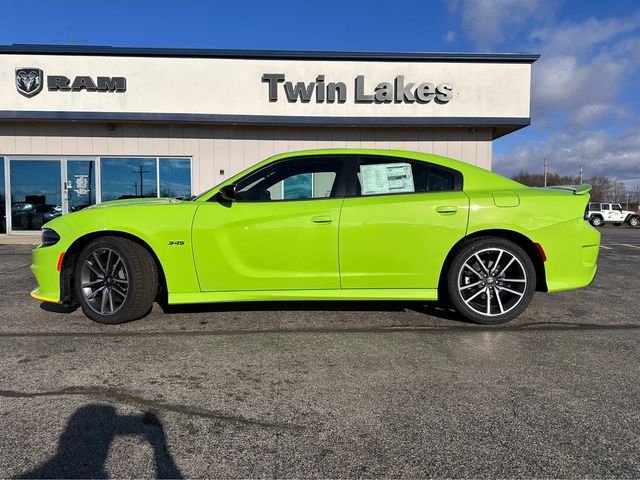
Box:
[531, 217, 600, 293]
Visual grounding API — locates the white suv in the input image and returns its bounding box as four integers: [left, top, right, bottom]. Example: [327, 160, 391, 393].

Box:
[586, 202, 639, 227]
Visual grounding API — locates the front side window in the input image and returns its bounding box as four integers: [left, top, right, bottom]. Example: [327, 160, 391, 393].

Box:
[234, 157, 345, 202]
[612, 204, 622, 211]
[355, 156, 461, 196]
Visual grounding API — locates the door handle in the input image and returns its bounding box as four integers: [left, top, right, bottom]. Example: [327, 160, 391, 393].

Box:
[436, 206, 458, 214]
[311, 215, 333, 224]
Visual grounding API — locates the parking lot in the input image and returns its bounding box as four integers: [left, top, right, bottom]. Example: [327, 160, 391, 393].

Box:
[1, 226, 639, 477]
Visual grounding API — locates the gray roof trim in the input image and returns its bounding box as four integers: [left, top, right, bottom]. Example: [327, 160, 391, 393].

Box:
[0, 110, 529, 126]
[0, 111, 529, 139]
[0, 44, 540, 63]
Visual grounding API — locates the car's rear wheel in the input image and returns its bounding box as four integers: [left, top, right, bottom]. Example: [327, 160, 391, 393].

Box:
[446, 238, 536, 325]
[74, 236, 157, 324]
[590, 216, 603, 227]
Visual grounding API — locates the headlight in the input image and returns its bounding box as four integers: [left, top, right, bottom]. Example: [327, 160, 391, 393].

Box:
[41, 228, 60, 247]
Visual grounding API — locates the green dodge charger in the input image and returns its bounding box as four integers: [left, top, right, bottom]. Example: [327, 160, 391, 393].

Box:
[31, 149, 600, 325]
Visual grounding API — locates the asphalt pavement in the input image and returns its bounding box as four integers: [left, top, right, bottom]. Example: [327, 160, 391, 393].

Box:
[0, 225, 639, 478]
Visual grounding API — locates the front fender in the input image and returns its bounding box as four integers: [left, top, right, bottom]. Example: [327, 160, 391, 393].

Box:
[48, 202, 201, 296]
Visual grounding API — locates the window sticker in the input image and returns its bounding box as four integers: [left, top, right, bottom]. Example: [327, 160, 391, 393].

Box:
[360, 163, 414, 195]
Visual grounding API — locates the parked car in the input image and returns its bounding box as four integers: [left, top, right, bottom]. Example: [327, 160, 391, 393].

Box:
[31, 150, 600, 325]
[586, 202, 639, 227]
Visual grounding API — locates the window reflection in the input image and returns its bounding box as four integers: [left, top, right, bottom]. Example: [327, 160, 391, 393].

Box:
[159, 158, 191, 198]
[10, 160, 62, 231]
[1, 158, 5, 234]
[283, 173, 312, 199]
[101, 158, 157, 201]
[236, 158, 342, 202]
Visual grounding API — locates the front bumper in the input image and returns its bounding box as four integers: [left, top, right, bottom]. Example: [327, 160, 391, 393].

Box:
[31, 243, 65, 303]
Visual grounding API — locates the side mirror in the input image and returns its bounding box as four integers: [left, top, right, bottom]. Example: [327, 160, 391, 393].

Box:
[218, 184, 237, 202]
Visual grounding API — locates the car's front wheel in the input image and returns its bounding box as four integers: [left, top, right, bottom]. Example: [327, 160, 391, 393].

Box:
[74, 236, 158, 324]
[628, 216, 639, 227]
[446, 238, 536, 324]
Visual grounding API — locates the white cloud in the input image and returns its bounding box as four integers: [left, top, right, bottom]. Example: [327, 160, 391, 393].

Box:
[444, 31, 457, 42]
[530, 12, 640, 57]
[530, 15, 640, 121]
[568, 104, 629, 128]
[494, 126, 640, 182]
[532, 52, 629, 117]
[450, 0, 554, 50]
[448, 3, 640, 182]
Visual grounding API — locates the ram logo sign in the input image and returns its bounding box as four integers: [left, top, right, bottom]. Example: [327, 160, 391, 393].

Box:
[14, 67, 127, 97]
[16, 68, 43, 97]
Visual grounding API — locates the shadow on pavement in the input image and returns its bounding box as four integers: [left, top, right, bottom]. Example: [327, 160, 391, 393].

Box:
[39, 303, 78, 314]
[18, 404, 182, 479]
[159, 299, 472, 322]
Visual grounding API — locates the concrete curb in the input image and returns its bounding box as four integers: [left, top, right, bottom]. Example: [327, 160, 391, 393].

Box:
[0, 236, 40, 245]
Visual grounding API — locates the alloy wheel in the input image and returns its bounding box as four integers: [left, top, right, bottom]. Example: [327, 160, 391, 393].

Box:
[80, 248, 129, 315]
[457, 248, 527, 317]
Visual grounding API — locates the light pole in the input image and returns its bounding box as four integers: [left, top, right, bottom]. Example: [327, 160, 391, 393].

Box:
[133, 165, 150, 197]
[579, 163, 583, 184]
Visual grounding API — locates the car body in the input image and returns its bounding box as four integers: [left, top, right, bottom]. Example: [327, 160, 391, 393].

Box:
[586, 202, 639, 227]
[31, 149, 600, 325]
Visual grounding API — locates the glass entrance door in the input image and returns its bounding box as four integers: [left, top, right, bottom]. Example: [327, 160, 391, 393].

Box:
[64, 159, 97, 214]
[9, 159, 63, 232]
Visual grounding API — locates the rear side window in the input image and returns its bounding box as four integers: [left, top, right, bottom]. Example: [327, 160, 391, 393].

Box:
[589, 203, 601, 211]
[354, 156, 461, 196]
[602, 204, 610, 210]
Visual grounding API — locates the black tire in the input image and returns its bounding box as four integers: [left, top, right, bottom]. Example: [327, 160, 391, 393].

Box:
[446, 237, 536, 325]
[590, 216, 603, 227]
[74, 236, 157, 324]
[628, 216, 639, 227]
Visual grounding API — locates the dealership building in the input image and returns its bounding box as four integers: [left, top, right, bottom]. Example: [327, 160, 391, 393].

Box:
[0, 45, 537, 235]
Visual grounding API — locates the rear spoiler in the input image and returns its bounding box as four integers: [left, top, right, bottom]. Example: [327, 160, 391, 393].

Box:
[547, 184, 592, 195]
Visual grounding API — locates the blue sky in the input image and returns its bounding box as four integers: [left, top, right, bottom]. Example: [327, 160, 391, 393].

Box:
[1, 0, 639, 186]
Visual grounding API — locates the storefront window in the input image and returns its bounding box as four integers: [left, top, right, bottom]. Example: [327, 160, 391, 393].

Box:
[67, 160, 96, 212]
[10, 160, 63, 231]
[101, 157, 157, 201]
[0, 157, 5, 234]
[159, 158, 191, 198]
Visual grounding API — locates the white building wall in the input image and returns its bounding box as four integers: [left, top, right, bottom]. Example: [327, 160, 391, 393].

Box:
[0, 122, 492, 195]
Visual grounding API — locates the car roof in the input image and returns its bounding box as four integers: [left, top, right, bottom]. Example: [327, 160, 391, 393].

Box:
[196, 148, 528, 201]
[263, 148, 525, 190]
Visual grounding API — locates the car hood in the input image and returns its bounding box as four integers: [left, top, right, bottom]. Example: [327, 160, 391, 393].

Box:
[86, 197, 185, 210]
